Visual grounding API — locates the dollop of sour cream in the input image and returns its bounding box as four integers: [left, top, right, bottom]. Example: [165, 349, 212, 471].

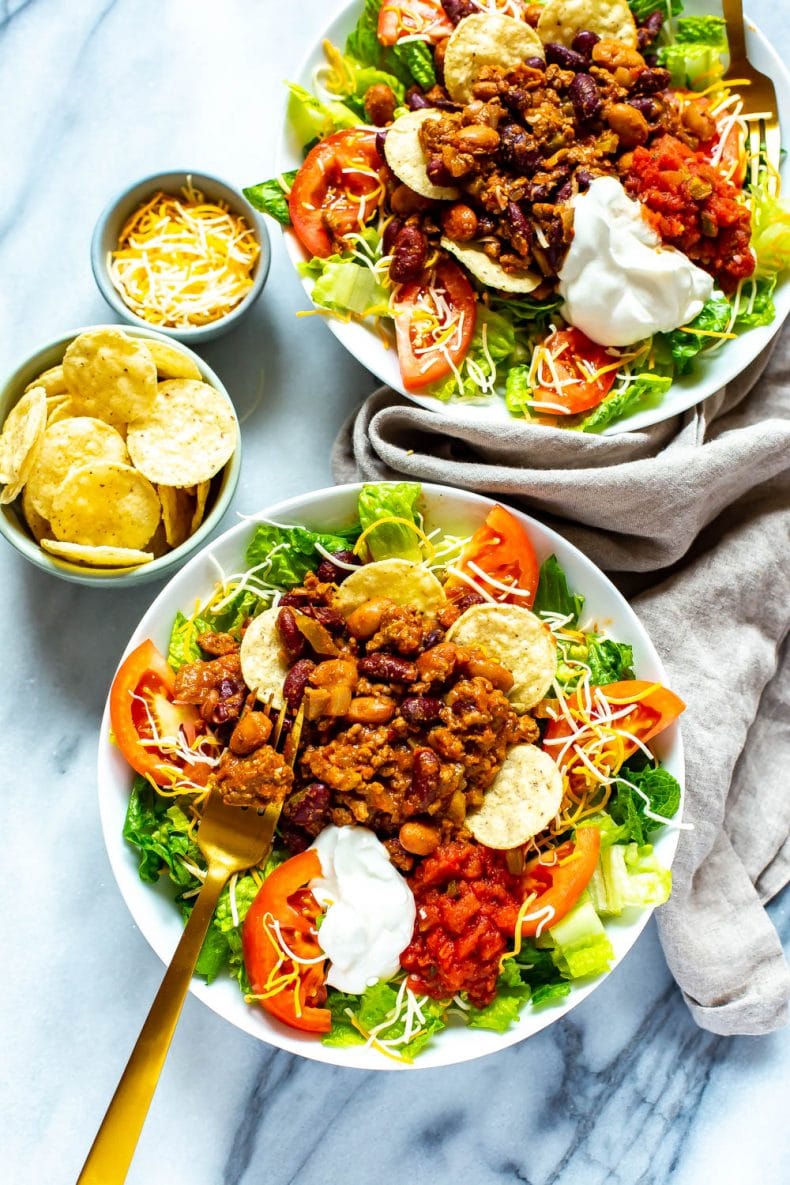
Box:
[309, 826, 416, 995]
[558, 176, 714, 347]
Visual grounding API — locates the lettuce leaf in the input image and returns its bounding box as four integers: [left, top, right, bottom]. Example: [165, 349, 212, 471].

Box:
[750, 175, 790, 275]
[168, 609, 212, 671]
[586, 637, 635, 684]
[322, 981, 447, 1060]
[392, 40, 436, 90]
[674, 16, 727, 48]
[658, 37, 725, 91]
[344, 0, 437, 90]
[588, 843, 672, 917]
[287, 82, 360, 145]
[429, 307, 517, 402]
[243, 172, 297, 226]
[580, 369, 673, 433]
[533, 554, 585, 625]
[123, 778, 203, 886]
[345, 0, 385, 69]
[466, 961, 532, 1032]
[734, 275, 777, 329]
[321, 39, 405, 116]
[663, 293, 732, 375]
[357, 481, 422, 561]
[245, 521, 361, 587]
[504, 363, 532, 417]
[609, 765, 682, 845]
[628, 0, 682, 21]
[546, 895, 615, 979]
[300, 253, 388, 317]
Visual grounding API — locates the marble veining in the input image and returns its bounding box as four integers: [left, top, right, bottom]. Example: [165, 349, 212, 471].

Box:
[1, 3, 788, 1184]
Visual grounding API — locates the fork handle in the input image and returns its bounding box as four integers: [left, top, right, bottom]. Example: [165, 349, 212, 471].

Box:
[76, 863, 229, 1185]
[721, 0, 748, 60]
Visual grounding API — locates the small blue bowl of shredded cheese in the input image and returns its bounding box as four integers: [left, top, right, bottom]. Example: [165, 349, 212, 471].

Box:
[91, 170, 270, 344]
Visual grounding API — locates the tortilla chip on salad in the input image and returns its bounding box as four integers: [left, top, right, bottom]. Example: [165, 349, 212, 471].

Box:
[0, 386, 47, 503]
[334, 558, 446, 617]
[383, 110, 460, 201]
[444, 13, 545, 103]
[62, 328, 158, 426]
[40, 539, 155, 568]
[146, 339, 202, 381]
[447, 603, 556, 711]
[441, 236, 542, 294]
[537, 0, 637, 50]
[126, 379, 237, 488]
[240, 606, 290, 709]
[466, 743, 563, 849]
[24, 416, 129, 521]
[49, 460, 160, 550]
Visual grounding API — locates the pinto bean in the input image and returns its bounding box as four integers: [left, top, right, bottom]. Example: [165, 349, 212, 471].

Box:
[524, 3, 542, 27]
[464, 656, 514, 692]
[454, 123, 500, 153]
[389, 224, 428, 283]
[440, 202, 479, 242]
[346, 695, 397, 724]
[310, 658, 359, 691]
[283, 659, 315, 711]
[399, 820, 440, 856]
[358, 654, 418, 683]
[416, 642, 463, 684]
[364, 83, 397, 127]
[346, 597, 392, 640]
[390, 184, 434, 216]
[229, 711, 273, 756]
[604, 102, 649, 149]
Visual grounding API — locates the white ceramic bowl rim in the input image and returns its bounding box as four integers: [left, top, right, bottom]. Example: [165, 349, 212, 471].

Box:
[96, 482, 685, 1071]
[276, 0, 790, 435]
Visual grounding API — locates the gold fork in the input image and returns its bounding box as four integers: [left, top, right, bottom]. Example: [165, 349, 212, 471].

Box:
[76, 701, 304, 1185]
[721, 0, 782, 194]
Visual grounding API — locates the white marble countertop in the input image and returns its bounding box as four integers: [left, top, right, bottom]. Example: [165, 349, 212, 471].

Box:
[2, 2, 788, 1182]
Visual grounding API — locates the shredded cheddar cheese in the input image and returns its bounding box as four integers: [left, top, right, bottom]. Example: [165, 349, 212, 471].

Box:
[109, 180, 260, 328]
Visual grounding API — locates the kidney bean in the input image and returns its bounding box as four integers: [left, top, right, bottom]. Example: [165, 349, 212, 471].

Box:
[358, 654, 418, 683]
[316, 550, 361, 585]
[576, 168, 594, 191]
[426, 156, 455, 186]
[632, 67, 671, 96]
[638, 10, 665, 49]
[277, 606, 306, 661]
[556, 180, 572, 202]
[283, 658, 315, 711]
[571, 30, 600, 59]
[389, 224, 428, 283]
[569, 73, 601, 123]
[523, 56, 546, 71]
[375, 130, 387, 159]
[628, 96, 656, 119]
[544, 42, 587, 72]
[441, 0, 474, 22]
[382, 217, 404, 256]
[400, 695, 444, 726]
[410, 748, 441, 809]
[499, 124, 540, 172]
[422, 628, 444, 651]
[507, 200, 531, 242]
[311, 606, 347, 634]
[283, 781, 331, 834]
[406, 89, 431, 110]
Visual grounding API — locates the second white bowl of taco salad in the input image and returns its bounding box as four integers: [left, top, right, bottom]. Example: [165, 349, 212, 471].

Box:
[250, 0, 790, 432]
[98, 481, 686, 1069]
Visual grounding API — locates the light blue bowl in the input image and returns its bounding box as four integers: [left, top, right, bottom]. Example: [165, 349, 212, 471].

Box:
[91, 170, 270, 344]
[0, 325, 241, 587]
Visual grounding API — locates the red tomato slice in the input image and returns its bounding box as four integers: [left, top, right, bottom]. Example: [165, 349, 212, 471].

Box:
[543, 680, 685, 774]
[109, 640, 205, 787]
[533, 328, 618, 415]
[393, 257, 477, 390]
[713, 119, 747, 189]
[289, 129, 385, 258]
[242, 849, 331, 1034]
[449, 504, 540, 606]
[519, 827, 601, 936]
[377, 1, 453, 46]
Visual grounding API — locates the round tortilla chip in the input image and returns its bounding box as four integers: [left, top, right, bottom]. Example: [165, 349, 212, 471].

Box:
[158, 484, 193, 548]
[145, 339, 202, 381]
[466, 744, 563, 848]
[62, 328, 157, 424]
[446, 603, 556, 711]
[441, 237, 541, 293]
[444, 13, 545, 103]
[25, 416, 129, 520]
[0, 386, 47, 503]
[25, 365, 68, 399]
[537, 0, 637, 50]
[22, 487, 52, 543]
[240, 606, 290, 709]
[126, 379, 237, 487]
[40, 539, 155, 568]
[49, 461, 160, 550]
[383, 110, 460, 201]
[334, 558, 446, 617]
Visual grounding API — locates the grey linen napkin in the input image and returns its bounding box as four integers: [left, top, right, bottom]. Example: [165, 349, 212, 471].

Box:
[331, 330, 790, 1036]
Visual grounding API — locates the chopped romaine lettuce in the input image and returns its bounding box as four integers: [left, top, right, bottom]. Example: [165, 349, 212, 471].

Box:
[358, 482, 423, 561]
[321, 39, 405, 116]
[168, 609, 212, 671]
[243, 171, 297, 226]
[300, 253, 388, 317]
[734, 275, 777, 329]
[123, 778, 202, 886]
[345, 0, 386, 71]
[344, 0, 439, 90]
[664, 293, 732, 375]
[580, 369, 673, 433]
[504, 363, 532, 417]
[586, 637, 635, 685]
[546, 895, 616, 979]
[392, 40, 436, 91]
[674, 16, 727, 48]
[628, 0, 682, 22]
[287, 82, 360, 145]
[658, 32, 725, 91]
[750, 176, 790, 275]
[609, 764, 682, 845]
[245, 521, 361, 588]
[588, 843, 672, 916]
[466, 960, 532, 1032]
[533, 554, 585, 625]
[322, 981, 448, 1060]
[430, 307, 517, 403]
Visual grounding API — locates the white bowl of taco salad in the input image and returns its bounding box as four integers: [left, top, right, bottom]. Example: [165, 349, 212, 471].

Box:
[98, 482, 686, 1069]
[248, 0, 790, 433]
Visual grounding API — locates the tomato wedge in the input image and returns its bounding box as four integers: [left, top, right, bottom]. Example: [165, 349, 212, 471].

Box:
[242, 849, 331, 1033]
[109, 639, 204, 787]
[448, 504, 539, 606]
[532, 327, 618, 414]
[289, 129, 385, 258]
[543, 680, 685, 774]
[377, 1, 453, 46]
[393, 258, 477, 390]
[519, 827, 601, 936]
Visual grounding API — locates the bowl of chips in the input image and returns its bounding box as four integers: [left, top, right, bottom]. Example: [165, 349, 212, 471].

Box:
[91, 171, 270, 343]
[0, 325, 241, 585]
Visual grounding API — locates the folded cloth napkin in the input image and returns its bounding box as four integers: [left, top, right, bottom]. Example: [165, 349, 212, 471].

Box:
[332, 330, 790, 1036]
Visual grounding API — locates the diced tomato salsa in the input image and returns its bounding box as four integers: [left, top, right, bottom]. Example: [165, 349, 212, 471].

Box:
[627, 133, 754, 293]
